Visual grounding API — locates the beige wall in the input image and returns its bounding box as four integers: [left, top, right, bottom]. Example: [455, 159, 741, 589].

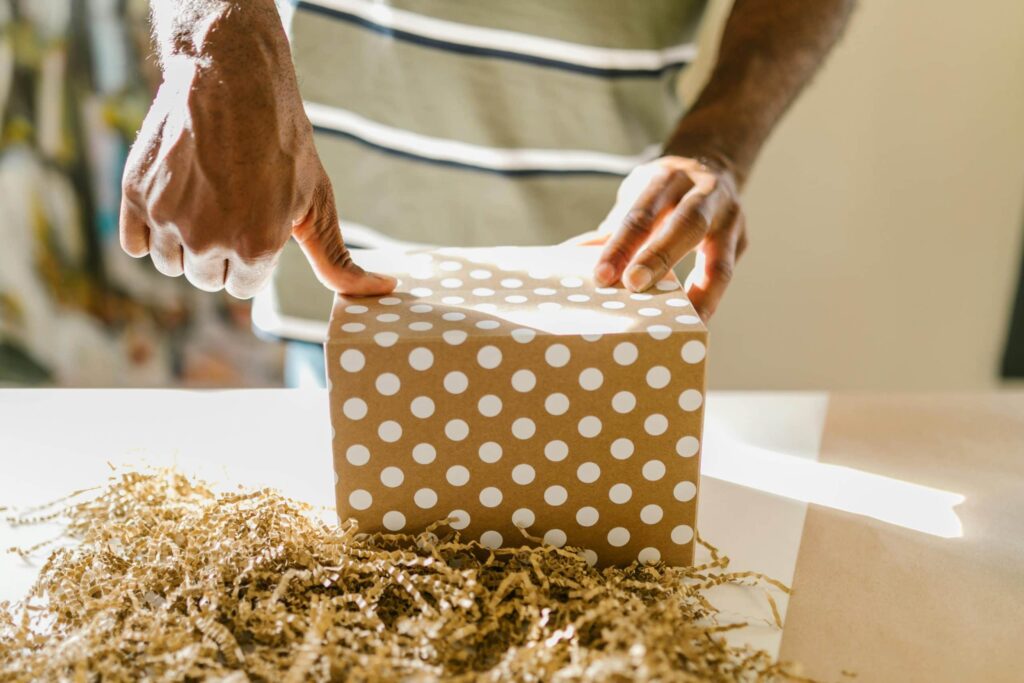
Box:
[684, 0, 1024, 390]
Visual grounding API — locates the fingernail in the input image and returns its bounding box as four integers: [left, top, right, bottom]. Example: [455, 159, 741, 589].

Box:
[594, 262, 616, 286]
[625, 265, 654, 292]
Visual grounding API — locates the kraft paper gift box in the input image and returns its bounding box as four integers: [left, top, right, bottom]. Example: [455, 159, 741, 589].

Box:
[326, 246, 706, 566]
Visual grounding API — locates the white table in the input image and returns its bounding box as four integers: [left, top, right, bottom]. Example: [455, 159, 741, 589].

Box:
[3, 390, 1020, 681]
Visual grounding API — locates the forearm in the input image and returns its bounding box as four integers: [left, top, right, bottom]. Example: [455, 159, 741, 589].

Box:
[666, 0, 855, 185]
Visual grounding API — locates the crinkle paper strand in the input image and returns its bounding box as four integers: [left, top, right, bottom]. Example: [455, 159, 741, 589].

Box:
[0, 470, 805, 682]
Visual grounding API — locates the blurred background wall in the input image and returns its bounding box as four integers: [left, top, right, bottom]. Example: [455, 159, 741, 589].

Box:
[1, 0, 1022, 389]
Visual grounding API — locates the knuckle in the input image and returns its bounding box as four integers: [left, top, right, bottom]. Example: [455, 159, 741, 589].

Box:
[709, 257, 735, 283]
[621, 206, 656, 237]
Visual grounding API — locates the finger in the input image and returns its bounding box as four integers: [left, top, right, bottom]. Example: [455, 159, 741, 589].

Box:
[594, 171, 690, 286]
[292, 182, 396, 296]
[688, 210, 744, 322]
[119, 201, 150, 257]
[224, 258, 276, 300]
[622, 183, 727, 292]
[183, 251, 228, 292]
[149, 233, 184, 277]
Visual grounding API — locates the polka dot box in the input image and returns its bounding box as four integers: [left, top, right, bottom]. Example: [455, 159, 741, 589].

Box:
[326, 246, 706, 567]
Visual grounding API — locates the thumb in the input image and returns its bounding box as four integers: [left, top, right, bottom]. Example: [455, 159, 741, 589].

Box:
[292, 182, 396, 296]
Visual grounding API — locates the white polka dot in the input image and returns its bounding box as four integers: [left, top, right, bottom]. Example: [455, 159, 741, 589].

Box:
[567, 294, 590, 303]
[340, 350, 365, 372]
[610, 438, 634, 460]
[612, 391, 636, 414]
[375, 373, 401, 396]
[578, 416, 602, 438]
[630, 293, 653, 301]
[349, 489, 372, 510]
[380, 296, 402, 306]
[512, 417, 536, 440]
[681, 340, 706, 363]
[444, 371, 469, 394]
[533, 287, 556, 296]
[576, 462, 601, 484]
[378, 420, 402, 443]
[679, 390, 704, 412]
[676, 436, 700, 458]
[561, 276, 585, 288]
[675, 314, 701, 325]
[511, 464, 535, 485]
[345, 305, 368, 314]
[640, 504, 663, 525]
[440, 278, 463, 289]
[511, 369, 536, 392]
[443, 330, 468, 346]
[544, 440, 569, 462]
[512, 508, 535, 528]
[673, 481, 697, 502]
[500, 278, 523, 288]
[380, 466, 404, 488]
[382, 511, 405, 531]
[474, 303, 498, 314]
[439, 260, 462, 272]
[607, 527, 630, 547]
[656, 279, 680, 291]
[476, 320, 501, 330]
[442, 311, 466, 322]
[446, 465, 470, 487]
[538, 302, 562, 313]
[638, 547, 661, 565]
[581, 549, 599, 567]
[578, 368, 603, 391]
[343, 398, 368, 420]
[410, 303, 433, 314]
[414, 487, 437, 509]
[505, 294, 528, 304]
[647, 325, 672, 340]
[545, 393, 570, 415]
[666, 298, 689, 308]
[646, 366, 671, 389]
[477, 395, 503, 417]
[376, 313, 400, 323]
[410, 287, 433, 297]
[470, 269, 492, 280]
[602, 301, 625, 310]
[511, 328, 536, 344]
[448, 509, 470, 530]
[544, 344, 571, 368]
[472, 287, 495, 297]
[478, 441, 502, 463]
[543, 529, 567, 548]
[575, 506, 600, 527]
[480, 530, 503, 548]
[477, 345, 502, 369]
[480, 486, 503, 507]
[408, 347, 433, 370]
[609, 483, 632, 504]
[644, 414, 668, 436]
[410, 396, 434, 418]
[341, 322, 365, 333]
[445, 419, 469, 441]
[642, 460, 666, 481]
[596, 287, 618, 295]
[412, 443, 436, 464]
[613, 342, 638, 365]
[544, 485, 568, 506]
[671, 525, 694, 545]
[581, 333, 603, 342]
[409, 322, 433, 332]
[346, 444, 370, 466]
[638, 307, 662, 317]
[374, 332, 399, 348]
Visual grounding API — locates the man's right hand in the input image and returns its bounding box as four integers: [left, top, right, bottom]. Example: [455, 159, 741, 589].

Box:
[120, 0, 393, 299]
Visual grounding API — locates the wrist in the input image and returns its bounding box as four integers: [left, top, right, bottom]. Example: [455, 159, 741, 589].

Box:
[663, 111, 754, 188]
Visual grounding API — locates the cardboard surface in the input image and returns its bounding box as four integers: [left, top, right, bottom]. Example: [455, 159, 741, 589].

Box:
[325, 246, 707, 566]
[779, 393, 1024, 682]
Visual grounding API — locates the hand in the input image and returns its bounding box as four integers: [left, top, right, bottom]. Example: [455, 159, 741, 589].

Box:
[119, 13, 393, 299]
[593, 156, 747, 322]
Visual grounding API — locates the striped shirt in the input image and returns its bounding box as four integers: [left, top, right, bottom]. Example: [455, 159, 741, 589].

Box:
[283, 0, 707, 247]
